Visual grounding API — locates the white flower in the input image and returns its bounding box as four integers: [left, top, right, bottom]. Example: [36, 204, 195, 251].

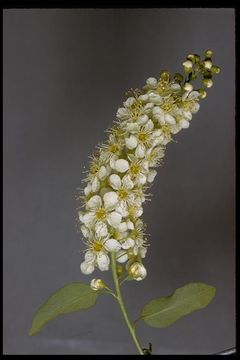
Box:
[80, 231, 121, 274]
[80, 194, 122, 229]
[109, 174, 137, 215]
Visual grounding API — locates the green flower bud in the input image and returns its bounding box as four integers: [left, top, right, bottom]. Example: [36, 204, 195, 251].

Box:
[202, 78, 213, 88]
[204, 60, 213, 70]
[183, 82, 193, 92]
[187, 54, 195, 62]
[160, 71, 170, 82]
[194, 54, 201, 63]
[203, 70, 212, 79]
[174, 73, 184, 83]
[182, 60, 193, 73]
[211, 65, 220, 74]
[90, 278, 107, 291]
[198, 88, 207, 99]
[204, 49, 213, 58]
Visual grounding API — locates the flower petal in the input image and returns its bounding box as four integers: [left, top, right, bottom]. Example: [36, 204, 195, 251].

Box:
[191, 102, 200, 113]
[123, 97, 136, 108]
[135, 173, 147, 185]
[81, 225, 90, 238]
[103, 191, 118, 209]
[116, 107, 129, 120]
[144, 119, 154, 131]
[80, 261, 95, 274]
[95, 222, 108, 238]
[148, 92, 163, 104]
[122, 174, 134, 190]
[92, 177, 100, 193]
[116, 250, 129, 263]
[125, 135, 138, 149]
[107, 211, 122, 228]
[81, 212, 96, 227]
[138, 114, 149, 125]
[97, 252, 110, 271]
[118, 222, 128, 233]
[183, 111, 192, 121]
[115, 202, 129, 217]
[115, 159, 129, 173]
[146, 77, 158, 87]
[104, 239, 121, 252]
[121, 238, 135, 249]
[84, 183, 92, 196]
[127, 220, 134, 230]
[109, 174, 122, 190]
[86, 195, 102, 209]
[188, 91, 199, 100]
[165, 114, 176, 125]
[147, 169, 157, 183]
[98, 165, 107, 180]
[179, 119, 190, 129]
[84, 250, 96, 262]
[135, 143, 146, 158]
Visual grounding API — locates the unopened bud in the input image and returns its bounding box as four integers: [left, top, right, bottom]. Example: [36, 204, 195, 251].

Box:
[90, 278, 107, 291]
[183, 82, 193, 92]
[128, 262, 147, 281]
[182, 60, 193, 71]
[174, 73, 184, 83]
[204, 60, 213, 70]
[160, 71, 170, 82]
[211, 65, 220, 74]
[194, 54, 201, 63]
[198, 89, 207, 99]
[202, 78, 213, 88]
[204, 49, 213, 58]
[186, 54, 195, 62]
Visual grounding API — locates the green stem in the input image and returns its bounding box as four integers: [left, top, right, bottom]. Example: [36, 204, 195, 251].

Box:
[110, 253, 144, 355]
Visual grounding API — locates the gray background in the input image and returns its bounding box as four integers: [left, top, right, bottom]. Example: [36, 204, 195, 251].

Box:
[3, 8, 235, 355]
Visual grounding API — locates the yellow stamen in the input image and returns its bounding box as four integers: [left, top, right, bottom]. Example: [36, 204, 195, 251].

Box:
[118, 189, 128, 200]
[95, 208, 106, 220]
[93, 242, 103, 252]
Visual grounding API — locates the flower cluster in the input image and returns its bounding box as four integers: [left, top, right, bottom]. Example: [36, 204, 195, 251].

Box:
[78, 50, 220, 280]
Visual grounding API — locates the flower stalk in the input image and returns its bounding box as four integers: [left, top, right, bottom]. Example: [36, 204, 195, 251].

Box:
[110, 252, 144, 355]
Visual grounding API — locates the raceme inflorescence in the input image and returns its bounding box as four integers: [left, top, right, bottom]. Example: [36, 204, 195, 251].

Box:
[29, 50, 220, 355]
[78, 49, 220, 281]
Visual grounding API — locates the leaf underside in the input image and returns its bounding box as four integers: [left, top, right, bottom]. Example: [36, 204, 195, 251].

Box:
[29, 282, 98, 336]
[141, 282, 216, 328]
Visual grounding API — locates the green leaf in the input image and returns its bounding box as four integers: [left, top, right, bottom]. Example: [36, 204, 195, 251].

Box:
[29, 282, 99, 336]
[140, 282, 216, 328]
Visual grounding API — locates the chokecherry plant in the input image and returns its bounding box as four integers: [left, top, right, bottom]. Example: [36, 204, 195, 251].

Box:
[29, 50, 220, 355]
